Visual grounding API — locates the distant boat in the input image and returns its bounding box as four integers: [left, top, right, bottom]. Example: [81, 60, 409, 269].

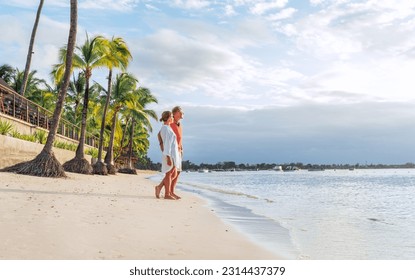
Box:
[349, 168, 355, 171]
[198, 169, 209, 173]
[285, 166, 300, 172]
[273, 165, 283, 171]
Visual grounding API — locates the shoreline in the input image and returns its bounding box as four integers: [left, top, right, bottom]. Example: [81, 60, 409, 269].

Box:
[156, 173, 299, 260]
[0, 171, 278, 260]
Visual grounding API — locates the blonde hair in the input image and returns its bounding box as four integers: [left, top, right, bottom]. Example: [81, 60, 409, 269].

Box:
[160, 111, 172, 122]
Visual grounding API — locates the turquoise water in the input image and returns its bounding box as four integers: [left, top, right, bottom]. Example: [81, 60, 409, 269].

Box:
[153, 169, 415, 259]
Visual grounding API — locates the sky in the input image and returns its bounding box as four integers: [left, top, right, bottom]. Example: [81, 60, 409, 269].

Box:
[1, 0, 415, 165]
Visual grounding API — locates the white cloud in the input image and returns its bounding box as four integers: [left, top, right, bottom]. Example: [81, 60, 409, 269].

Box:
[79, 0, 139, 11]
[308, 57, 415, 103]
[131, 29, 257, 100]
[250, 0, 288, 15]
[145, 4, 160, 11]
[0, 0, 68, 8]
[172, 0, 211, 9]
[225, 4, 237, 16]
[0, 15, 27, 45]
[309, 0, 326, 6]
[267, 7, 297, 21]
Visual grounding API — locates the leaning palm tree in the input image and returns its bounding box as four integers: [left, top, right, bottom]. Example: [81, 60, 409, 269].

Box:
[1, 0, 78, 177]
[94, 36, 132, 175]
[20, 0, 44, 96]
[53, 33, 107, 174]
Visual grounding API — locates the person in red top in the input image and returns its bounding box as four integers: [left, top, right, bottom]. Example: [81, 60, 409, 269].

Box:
[155, 106, 184, 199]
[169, 106, 184, 199]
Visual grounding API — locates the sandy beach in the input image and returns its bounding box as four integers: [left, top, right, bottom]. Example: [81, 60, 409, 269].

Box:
[0, 170, 278, 260]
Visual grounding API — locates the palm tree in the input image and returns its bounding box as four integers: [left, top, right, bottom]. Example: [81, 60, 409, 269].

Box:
[0, 64, 16, 84]
[1, 0, 78, 177]
[54, 33, 107, 174]
[26, 83, 58, 112]
[104, 73, 140, 174]
[94, 36, 132, 175]
[117, 87, 157, 173]
[117, 120, 150, 174]
[107, 84, 157, 173]
[11, 68, 46, 96]
[65, 72, 86, 125]
[20, 0, 44, 96]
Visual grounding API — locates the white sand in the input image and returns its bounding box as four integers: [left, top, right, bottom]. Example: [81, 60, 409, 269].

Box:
[0, 171, 278, 260]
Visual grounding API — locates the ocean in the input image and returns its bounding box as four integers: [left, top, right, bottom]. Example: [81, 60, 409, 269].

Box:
[151, 169, 415, 259]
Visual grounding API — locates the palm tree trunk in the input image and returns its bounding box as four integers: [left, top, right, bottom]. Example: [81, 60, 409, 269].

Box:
[63, 71, 93, 174]
[98, 69, 112, 161]
[127, 119, 135, 169]
[104, 110, 118, 174]
[114, 116, 130, 162]
[1, 0, 78, 177]
[20, 0, 44, 96]
[44, 0, 77, 155]
[93, 69, 113, 175]
[76, 74, 90, 158]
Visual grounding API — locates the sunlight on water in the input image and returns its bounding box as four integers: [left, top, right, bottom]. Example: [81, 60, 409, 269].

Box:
[174, 169, 415, 259]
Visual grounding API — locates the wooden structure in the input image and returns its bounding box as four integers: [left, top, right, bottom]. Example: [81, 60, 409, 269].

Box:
[0, 78, 98, 148]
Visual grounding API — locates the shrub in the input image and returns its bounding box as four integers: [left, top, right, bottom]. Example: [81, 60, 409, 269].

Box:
[34, 130, 47, 144]
[86, 148, 99, 158]
[19, 134, 36, 142]
[53, 140, 77, 151]
[0, 120, 14, 135]
[10, 130, 21, 138]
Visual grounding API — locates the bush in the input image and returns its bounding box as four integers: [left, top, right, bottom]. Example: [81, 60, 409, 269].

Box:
[16, 133, 37, 142]
[53, 140, 77, 151]
[0, 120, 14, 135]
[86, 148, 99, 158]
[10, 130, 21, 138]
[34, 130, 47, 144]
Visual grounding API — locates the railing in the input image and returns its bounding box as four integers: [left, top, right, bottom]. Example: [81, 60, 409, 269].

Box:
[0, 83, 98, 148]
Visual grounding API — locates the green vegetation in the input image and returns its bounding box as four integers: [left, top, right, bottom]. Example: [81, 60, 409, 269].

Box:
[1, 33, 157, 175]
[34, 130, 47, 144]
[85, 148, 99, 158]
[0, 120, 13, 135]
[0, 121, 85, 154]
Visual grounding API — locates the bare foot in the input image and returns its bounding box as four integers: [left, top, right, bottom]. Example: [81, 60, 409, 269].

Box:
[155, 185, 162, 199]
[164, 195, 176, 200]
[172, 193, 181, 200]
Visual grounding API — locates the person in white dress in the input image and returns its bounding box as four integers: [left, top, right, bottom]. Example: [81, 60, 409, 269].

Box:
[155, 111, 181, 199]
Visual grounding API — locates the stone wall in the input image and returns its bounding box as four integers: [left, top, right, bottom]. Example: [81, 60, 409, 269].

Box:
[1, 111, 95, 169]
[0, 134, 92, 169]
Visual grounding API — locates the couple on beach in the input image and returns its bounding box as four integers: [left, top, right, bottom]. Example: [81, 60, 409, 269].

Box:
[155, 106, 184, 200]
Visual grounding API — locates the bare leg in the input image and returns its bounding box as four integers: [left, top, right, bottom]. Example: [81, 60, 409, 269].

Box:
[155, 181, 164, 199]
[164, 168, 177, 200]
[171, 171, 181, 199]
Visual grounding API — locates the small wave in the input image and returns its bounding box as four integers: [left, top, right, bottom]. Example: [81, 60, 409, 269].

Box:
[367, 218, 394, 225]
[179, 180, 262, 200]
